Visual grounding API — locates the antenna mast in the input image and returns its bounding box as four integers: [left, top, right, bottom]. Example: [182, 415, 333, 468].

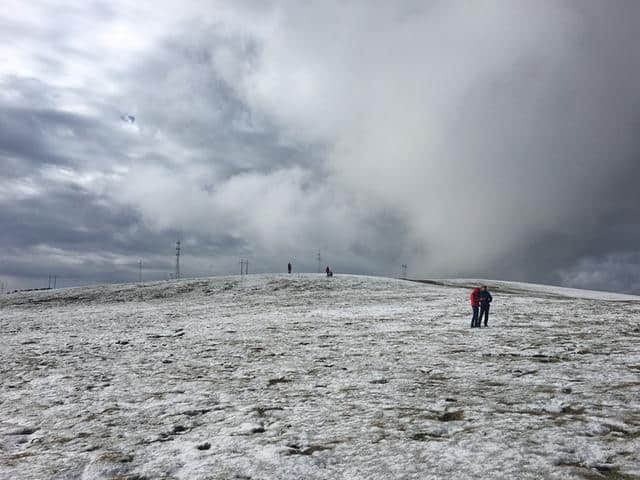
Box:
[240, 259, 249, 275]
[175, 240, 181, 279]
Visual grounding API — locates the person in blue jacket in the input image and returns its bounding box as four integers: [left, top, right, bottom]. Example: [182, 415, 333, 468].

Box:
[478, 285, 493, 327]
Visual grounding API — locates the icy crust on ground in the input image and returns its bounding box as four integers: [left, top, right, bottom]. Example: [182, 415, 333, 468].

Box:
[1, 274, 639, 480]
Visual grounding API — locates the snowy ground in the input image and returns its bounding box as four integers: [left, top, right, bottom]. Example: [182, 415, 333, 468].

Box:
[1, 274, 639, 480]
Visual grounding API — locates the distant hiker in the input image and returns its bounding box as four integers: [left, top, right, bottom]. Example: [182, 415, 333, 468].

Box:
[470, 286, 481, 328]
[478, 285, 493, 327]
[326, 266, 333, 277]
[288, 262, 292, 274]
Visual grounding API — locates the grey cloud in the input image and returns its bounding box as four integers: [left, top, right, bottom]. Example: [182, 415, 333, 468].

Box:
[0, 79, 138, 175]
[558, 253, 640, 295]
[119, 24, 325, 178]
[3, 1, 640, 294]
[244, 1, 640, 291]
[0, 185, 140, 250]
[0, 108, 72, 174]
[0, 179, 249, 288]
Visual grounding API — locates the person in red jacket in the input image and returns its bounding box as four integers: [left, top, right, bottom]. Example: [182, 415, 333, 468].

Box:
[470, 287, 481, 328]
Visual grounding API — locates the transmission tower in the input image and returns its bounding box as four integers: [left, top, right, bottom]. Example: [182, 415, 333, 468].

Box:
[139, 259, 143, 283]
[175, 240, 181, 279]
[239, 259, 249, 275]
[401, 264, 408, 279]
[317, 250, 322, 273]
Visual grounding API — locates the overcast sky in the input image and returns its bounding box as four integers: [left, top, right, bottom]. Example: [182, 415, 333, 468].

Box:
[2, 1, 640, 293]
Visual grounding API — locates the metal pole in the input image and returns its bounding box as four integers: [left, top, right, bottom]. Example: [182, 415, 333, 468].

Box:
[175, 240, 181, 279]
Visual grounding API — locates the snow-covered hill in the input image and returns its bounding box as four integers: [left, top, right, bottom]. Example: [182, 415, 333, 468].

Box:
[1, 274, 639, 479]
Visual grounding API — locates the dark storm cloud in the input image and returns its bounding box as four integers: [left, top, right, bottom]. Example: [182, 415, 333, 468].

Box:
[557, 252, 640, 294]
[251, 0, 640, 293]
[431, 31, 640, 286]
[0, 76, 142, 176]
[0, 180, 247, 288]
[0, 9, 283, 288]
[1, 106, 91, 173]
[434, 1, 640, 290]
[0, 185, 139, 250]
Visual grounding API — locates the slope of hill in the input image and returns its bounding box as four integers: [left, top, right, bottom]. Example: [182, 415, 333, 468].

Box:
[417, 278, 640, 301]
[1, 274, 639, 479]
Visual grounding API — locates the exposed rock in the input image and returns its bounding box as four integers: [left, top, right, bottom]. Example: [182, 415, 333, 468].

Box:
[439, 410, 464, 422]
